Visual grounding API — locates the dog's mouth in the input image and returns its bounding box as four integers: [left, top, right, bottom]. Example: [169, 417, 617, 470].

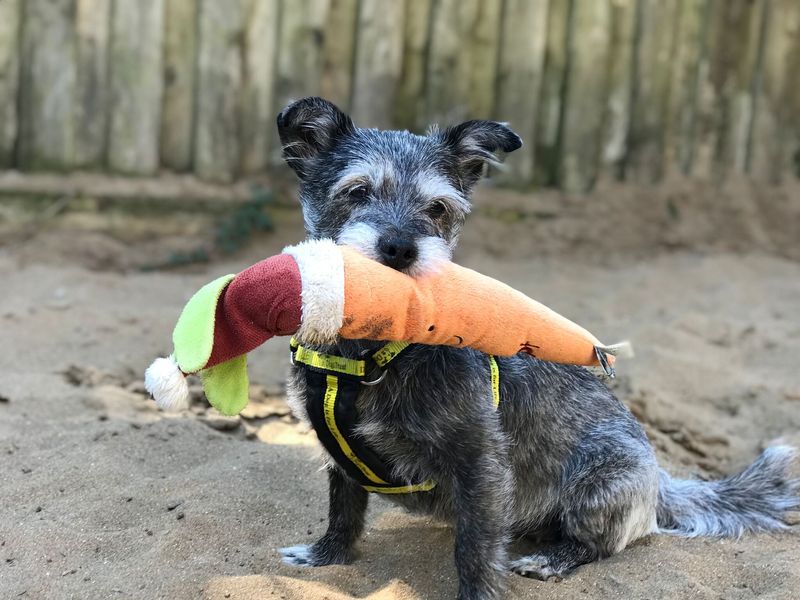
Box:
[336, 224, 452, 278]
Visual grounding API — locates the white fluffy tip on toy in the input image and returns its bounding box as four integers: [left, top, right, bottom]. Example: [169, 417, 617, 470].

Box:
[144, 356, 190, 412]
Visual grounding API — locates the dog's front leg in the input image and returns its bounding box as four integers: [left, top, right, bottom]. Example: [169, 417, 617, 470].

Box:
[451, 452, 510, 600]
[280, 466, 368, 566]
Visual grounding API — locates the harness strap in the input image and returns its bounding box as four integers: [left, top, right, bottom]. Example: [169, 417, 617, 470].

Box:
[293, 339, 501, 495]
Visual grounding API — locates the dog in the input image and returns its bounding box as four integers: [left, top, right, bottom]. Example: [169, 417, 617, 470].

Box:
[275, 97, 799, 600]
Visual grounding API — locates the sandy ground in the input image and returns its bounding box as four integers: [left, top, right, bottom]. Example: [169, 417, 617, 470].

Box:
[1, 181, 799, 599]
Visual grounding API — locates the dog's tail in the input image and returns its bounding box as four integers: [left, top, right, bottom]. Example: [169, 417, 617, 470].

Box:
[656, 445, 800, 537]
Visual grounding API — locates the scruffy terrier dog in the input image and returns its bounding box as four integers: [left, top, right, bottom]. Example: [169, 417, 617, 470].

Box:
[276, 97, 799, 600]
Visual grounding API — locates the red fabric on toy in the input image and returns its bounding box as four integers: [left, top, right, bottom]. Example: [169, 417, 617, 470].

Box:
[206, 254, 303, 368]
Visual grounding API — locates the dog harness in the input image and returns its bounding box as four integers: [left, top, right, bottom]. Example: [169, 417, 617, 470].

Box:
[291, 338, 501, 494]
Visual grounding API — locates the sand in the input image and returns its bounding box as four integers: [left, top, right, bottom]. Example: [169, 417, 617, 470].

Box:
[1, 180, 799, 599]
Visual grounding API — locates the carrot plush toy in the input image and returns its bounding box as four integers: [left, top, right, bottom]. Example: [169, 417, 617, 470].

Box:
[145, 239, 630, 415]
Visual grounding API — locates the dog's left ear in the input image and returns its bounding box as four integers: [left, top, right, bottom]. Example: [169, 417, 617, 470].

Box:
[438, 120, 522, 188]
[276, 97, 355, 179]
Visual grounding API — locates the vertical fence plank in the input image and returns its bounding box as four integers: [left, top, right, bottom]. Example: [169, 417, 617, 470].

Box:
[395, 0, 433, 132]
[627, 0, 679, 183]
[426, 0, 503, 125]
[693, 0, 759, 180]
[320, 0, 358, 111]
[494, 0, 549, 184]
[274, 0, 329, 112]
[351, 0, 405, 129]
[17, 0, 77, 170]
[74, 0, 110, 168]
[750, 0, 800, 183]
[107, 0, 164, 174]
[560, 0, 612, 192]
[535, 0, 570, 186]
[728, 2, 765, 174]
[0, 0, 20, 167]
[423, 0, 462, 124]
[194, 0, 245, 182]
[161, 0, 197, 172]
[240, 0, 280, 175]
[602, 0, 635, 180]
[665, 0, 709, 176]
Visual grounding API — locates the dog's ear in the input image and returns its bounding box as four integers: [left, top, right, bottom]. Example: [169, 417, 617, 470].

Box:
[438, 120, 522, 188]
[276, 97, 355, 179]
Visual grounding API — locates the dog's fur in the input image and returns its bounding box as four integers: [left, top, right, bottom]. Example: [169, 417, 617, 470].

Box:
[276, 97, 800, 600]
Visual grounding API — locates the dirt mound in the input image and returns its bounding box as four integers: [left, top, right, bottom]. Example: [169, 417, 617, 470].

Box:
[463, 177, 800, 263]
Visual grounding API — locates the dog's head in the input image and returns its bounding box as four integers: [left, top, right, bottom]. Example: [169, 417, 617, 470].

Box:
[277, 97, 521, 275]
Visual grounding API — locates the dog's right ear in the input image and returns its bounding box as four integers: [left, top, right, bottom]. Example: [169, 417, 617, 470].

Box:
[276, 97, 355, 179]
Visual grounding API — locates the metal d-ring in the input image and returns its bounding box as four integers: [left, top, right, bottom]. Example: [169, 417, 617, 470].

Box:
[361, 369, 388, 386]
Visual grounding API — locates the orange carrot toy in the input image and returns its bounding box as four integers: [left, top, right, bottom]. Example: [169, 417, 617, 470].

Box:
[145, 239, 630, 415]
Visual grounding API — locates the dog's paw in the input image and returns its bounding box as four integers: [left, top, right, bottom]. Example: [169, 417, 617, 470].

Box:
[279, 545, 316, 567]
[279, 540, 355, 567]
[509, 554, 562, 582]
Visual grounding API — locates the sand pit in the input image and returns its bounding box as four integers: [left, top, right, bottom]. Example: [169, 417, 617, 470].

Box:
[1, 181, 798, 599]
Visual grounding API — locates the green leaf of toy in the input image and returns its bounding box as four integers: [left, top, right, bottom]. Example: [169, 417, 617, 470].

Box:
[200, 355, 249, 416]
[173, 274, 236, 373]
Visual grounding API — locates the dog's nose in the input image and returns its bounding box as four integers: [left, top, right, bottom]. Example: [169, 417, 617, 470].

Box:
[377, 236, 418, 270]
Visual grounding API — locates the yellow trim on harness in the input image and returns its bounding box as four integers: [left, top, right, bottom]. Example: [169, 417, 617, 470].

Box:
[488, 355, 500, 409]
[362, 480, 438, 494]
[372, 341, 411, 367]
[294, 340, 502, 495]
[294, 345, 366, 377]
[323, 375, 389, 485]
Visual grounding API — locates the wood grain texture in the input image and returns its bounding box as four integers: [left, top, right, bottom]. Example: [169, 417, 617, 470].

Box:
[627, 0, 680, 183]
[17, 0, 78, 170]
[107, 0, 165, 175]
[194, 0, 245, 182]
[602, 0, 636, 180]
[560, 0, 612, 192]
[665, 0, 710, 176]
[239, 0, 280, 175]
[494, 0, 549, 184]
[4, 0, 798, 189]
[750, 0, 800, 183]
[320, 0, 358, 112]
[693, 0, 759, 180]
[274, 0, 329, 112]
[74, 0, 111, 169]
[535, 0, 571, 186]
[0, 0, 20, 167]
[351, 0, 405, 129]
[395, 0, 433, 132]
[426, 0, 503, 125]
[161, 0, 197, 172]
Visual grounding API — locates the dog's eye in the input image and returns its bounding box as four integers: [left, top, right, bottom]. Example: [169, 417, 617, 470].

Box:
[427, 200, 447, 219]
[347, 186, 370, 204]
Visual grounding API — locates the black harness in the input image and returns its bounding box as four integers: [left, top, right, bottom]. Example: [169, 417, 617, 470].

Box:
[291, 339, 501, 494]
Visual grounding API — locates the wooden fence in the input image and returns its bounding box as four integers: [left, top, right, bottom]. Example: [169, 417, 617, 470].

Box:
[0, 0, 798, 191]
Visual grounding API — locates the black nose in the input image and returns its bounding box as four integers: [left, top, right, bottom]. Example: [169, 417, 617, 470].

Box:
[377, 236, 418, 270]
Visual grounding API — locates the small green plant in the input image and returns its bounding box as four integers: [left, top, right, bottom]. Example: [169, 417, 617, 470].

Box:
[141, 186, 275, 271]
[213, 187, 274, 254]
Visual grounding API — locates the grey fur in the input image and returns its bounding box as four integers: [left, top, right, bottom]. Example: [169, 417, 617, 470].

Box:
[658, 446, 800, 538]
[276, 98, 800, 600]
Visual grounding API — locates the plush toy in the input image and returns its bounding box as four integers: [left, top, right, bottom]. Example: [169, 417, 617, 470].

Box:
[145, 239, 630, 415]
